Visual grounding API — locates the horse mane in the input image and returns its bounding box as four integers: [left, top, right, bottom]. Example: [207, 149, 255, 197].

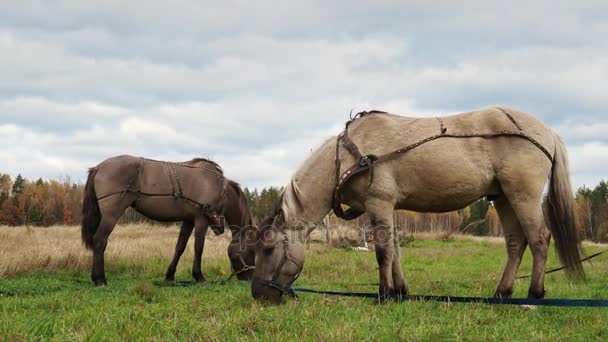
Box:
[280, 179, 304, 223]
[184, 158, 224, 174]
[225, 179, 253, 228]
[278, 136, 336, 224]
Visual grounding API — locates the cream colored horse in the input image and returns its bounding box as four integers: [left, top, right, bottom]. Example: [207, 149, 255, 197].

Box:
[251, 107, 583, 303]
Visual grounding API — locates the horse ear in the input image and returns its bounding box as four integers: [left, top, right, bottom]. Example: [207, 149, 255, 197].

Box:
[273, 210, 286, 228]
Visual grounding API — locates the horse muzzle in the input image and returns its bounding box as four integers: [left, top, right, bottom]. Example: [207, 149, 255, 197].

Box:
[251, 279, 284, 304]
[236, 268, 255, 281]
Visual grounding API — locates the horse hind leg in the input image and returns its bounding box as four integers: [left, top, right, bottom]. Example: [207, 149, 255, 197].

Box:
[499, 185, 550, 299]
[494, 197, 527, 298]
[165, 221, 195, 282]
[515, 202, 550, 299]
[92, 196, 133, 285]
[192, 216, 210, 283]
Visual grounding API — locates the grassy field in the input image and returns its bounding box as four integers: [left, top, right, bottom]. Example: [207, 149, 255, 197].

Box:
[1, 225, 608, 341]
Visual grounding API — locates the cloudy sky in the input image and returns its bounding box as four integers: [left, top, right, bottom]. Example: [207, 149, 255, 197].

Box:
[0, 1, 606, 189]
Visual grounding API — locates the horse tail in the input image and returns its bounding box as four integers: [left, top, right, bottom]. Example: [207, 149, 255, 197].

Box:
[81, 168, 101, 250]
[545, 134, 585, 279]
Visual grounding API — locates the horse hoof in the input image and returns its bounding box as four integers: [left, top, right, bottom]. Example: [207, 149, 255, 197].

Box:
[94, 280, 107, 287]
[374, 291, 402, 304]
[494, 289, 513, 299]
[193, 274, 207, 284]
[528, 288, 546, 300]
[394, 284, 410, 298]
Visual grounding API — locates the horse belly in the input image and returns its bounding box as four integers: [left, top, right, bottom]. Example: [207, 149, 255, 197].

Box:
[395, 143, 499, 213]
[133, 197, 193, 222]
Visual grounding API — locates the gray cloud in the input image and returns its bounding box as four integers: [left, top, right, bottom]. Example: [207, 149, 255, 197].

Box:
[0, 1, 606, 189]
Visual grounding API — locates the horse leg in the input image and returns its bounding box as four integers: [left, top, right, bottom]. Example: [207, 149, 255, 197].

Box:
[165, 221, 195, 282]
[494, 197, 527, 298]
[91, 194, 135, 286]
[512, 202, 549, 299]
[499, 177, 549, 299]
[391, 221, 409, 298]
[192, 216, 210, 283]
[91, 208, 125, 286]
[366, 199, 396, 301]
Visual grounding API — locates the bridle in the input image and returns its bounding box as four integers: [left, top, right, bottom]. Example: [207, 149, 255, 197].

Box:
[227, 254, 256, 281]
[261, 230, 303, 299]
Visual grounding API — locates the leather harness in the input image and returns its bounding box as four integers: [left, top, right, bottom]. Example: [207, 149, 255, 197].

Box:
[332, 109, 554, 221]
[97, 158, 228, 228]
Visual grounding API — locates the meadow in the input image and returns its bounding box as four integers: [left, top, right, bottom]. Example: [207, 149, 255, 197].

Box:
[1, 224, 608, 341]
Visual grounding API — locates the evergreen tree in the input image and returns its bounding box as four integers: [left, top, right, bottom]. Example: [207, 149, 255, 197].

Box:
[0, 174, 11, 206]
[11, 174, 24, 198]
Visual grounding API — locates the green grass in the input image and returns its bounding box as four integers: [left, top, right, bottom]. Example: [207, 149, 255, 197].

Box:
[2, 239, 608, 341]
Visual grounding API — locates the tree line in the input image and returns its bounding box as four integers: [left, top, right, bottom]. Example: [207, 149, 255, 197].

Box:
[576, 181, 608, 242]
[1, 172, 606, 242]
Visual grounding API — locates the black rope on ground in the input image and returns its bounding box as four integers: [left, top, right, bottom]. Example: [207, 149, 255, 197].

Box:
[291, 288, 608, 308]
[516, 248, 608, 280]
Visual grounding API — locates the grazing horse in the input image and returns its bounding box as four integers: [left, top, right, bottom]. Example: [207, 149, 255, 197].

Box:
[251, 107, 583, 304]
[81, 155, 255, 285]
[164, 179, 257, 283]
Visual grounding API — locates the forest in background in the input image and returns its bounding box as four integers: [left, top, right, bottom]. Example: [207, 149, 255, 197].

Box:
[1, 172, 607, 242]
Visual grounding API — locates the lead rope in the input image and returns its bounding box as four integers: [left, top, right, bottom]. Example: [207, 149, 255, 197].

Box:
[289, 287, 608, 307]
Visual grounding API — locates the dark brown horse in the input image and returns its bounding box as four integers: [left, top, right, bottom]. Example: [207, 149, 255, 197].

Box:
[165, 179, 257, 283]
[165, 180, 257, 282]
[81, 155, 255, 285]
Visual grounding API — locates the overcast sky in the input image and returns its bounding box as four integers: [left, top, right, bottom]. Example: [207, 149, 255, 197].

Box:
[0, 1, 606, 189]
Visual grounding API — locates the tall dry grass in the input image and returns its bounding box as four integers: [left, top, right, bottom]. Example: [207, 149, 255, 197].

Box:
[3, 223, 603, 279]
[0, 224, 232, 279]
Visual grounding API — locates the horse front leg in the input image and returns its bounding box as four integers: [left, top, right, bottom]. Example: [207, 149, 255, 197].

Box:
[366, 198, 397, 302]
[192, 216, 210, 283]
[392, 223, 409, 298]
[165, 221, 195, 282]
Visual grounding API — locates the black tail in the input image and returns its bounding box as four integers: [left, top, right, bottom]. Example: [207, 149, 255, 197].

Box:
[81, 168, 101, 250]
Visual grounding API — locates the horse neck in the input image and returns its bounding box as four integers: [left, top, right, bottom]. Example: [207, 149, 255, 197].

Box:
[224, 192, 253, 233]
[281, 136, 337, 229]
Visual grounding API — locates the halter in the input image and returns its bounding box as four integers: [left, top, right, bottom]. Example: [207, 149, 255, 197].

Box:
[261, 230, 303, 299]
[227, 254, 256, 281]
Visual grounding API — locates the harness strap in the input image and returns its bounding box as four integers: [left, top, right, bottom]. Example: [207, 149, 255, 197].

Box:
[161, 162, 177, 197]
[497, 107, 523, 131]
[227, 255, 256, 281]
[169, 163, 184, 198]
[121, 158, 145, 199]
[332, 110, 555, 220]
[96, 161, 227, 228]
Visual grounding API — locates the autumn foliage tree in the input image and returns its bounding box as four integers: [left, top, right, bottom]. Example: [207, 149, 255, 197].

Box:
[576, 182, 608, 242]
[0, 170, 606, 242]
